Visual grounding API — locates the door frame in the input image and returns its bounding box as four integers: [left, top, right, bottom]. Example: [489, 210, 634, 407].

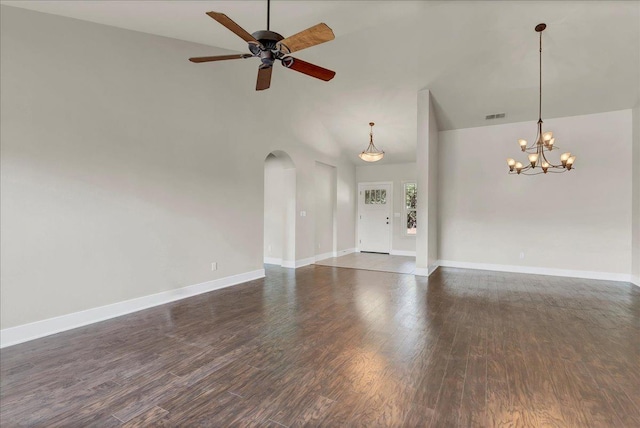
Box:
[357, 181, 393, 253]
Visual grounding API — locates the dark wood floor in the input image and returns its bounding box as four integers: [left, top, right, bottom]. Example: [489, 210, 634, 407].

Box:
[1, 266, 639, 427]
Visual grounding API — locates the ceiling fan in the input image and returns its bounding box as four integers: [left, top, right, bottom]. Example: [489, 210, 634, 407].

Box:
[189, 0, 336, 91]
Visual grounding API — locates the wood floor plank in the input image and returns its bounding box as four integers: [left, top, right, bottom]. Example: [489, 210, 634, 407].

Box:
[1, 265, 638, 426]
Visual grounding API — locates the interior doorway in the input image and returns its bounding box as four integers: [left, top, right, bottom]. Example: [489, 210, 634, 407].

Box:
[357, 182, 392, 253]
[264, 151, 296, 267]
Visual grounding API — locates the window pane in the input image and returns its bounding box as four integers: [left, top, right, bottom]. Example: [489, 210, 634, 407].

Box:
[375, 189, 381, 203]
[407, 210, 417, 235]
[405, 183, 417, 209]
[365, 190, 370, 204]
[381, 189, 386, 204]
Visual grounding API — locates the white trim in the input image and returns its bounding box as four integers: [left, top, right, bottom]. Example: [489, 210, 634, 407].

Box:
[282, 257, 316, 269]
[414, 263, 439, 277]
[428, 263, 439, 276]
[314, 248, 357, 262]
[414, 267, 429, 276]
[390, 250, 416, 257]
[315, 251, 335, 262]
[631, 275, 640, 287]
[334, 248, 356, 257]
[281, 260, 296, 269]
[437, 260, 632, 282]
[295, 257, 316, 268]
[0, 269, 265, 349]
[263, 257, 282, 265]
[357, 181, 394, 253]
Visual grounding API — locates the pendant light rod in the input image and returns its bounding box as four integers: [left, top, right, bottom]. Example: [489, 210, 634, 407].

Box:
[537, 23, 545, 123]
[267, 0, 270, 31]
[369, 122, 374, 143]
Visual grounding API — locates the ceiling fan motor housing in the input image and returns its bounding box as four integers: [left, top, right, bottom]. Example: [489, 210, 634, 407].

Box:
[250, 30, 287, 67]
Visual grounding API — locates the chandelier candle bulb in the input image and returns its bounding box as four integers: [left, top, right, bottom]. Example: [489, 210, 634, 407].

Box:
[515, 162, 523, 174]
[542, 161, 550, 173]
[528, 153, 539, 167]
[507, 158, 516, 171]
[566, 156, 576, 170]
[560, 152, 571, 167]
[518, 139, 527, 151]
[548, 137, 555, 149]
[542, 131, 553, 142]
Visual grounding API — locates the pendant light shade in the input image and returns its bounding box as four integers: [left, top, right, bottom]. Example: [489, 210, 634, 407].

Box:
[359, 122, 384, 162]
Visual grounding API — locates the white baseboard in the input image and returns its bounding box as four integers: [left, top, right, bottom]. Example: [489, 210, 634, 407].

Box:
[390, 250, 416, 257]
[283, 249, 356, 268]
[281, 260, 295, 269]
[0, 269, 265, 349]
[315, 251, 335, 262]
[263, 257, 282, 265]
[334, 248, 356, 257]
[281, 257, 315, 269]
[295, 257, 316, 268]
[437, 260, 632, 283]
[414, 263, 439, 277]
[632, 275, 640, 287]
[414, 267, 429, 276]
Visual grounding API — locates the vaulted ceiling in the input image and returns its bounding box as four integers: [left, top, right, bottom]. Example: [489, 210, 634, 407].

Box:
[3, 1, 639, 163]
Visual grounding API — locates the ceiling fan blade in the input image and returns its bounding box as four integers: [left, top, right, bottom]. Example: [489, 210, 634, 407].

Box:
[282, 57, 335, 81]
[277, 23, 335, 54]
[256, 66, 273, 91]
[189, 54, 253, 63]
[206, 11, 261, 46]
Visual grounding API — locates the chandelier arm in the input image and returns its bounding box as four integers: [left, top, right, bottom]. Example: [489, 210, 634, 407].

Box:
[512, 169, 546, 176]
[540, 148, 567, 168]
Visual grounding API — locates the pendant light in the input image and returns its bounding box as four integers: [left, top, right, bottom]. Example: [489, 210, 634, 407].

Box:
[359, 122, 384, 162]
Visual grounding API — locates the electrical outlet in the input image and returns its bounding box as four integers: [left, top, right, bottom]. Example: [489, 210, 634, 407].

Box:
[211, 262, 217, 271]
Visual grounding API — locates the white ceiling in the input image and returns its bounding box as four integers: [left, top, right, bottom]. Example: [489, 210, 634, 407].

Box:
[2, 0, 639, 164]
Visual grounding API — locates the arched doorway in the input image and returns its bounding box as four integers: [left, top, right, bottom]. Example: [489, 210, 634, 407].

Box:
[264, 151, 296, 268]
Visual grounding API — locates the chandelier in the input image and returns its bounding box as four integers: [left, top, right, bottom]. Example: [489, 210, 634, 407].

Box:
[359, 122, 384, 162]
[507, 23, 576, 175]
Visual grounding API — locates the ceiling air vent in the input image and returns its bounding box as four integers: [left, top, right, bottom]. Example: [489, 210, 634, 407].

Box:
[486, 113, 506, 120]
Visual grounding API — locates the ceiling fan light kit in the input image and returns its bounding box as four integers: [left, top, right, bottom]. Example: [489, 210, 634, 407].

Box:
[188, 0, 336, 91]
[359, 122, 385, 162]
[506, 23, 576, 175]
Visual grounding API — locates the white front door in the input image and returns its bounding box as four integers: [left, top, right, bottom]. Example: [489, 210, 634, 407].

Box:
[358, 183, 392, 253]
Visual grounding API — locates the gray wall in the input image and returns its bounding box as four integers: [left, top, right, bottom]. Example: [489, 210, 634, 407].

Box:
[315, 162, 336, 257]
[0, 6, 356, 329]
[438, 110, 633, 275]
[264, 155, 285, 262]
